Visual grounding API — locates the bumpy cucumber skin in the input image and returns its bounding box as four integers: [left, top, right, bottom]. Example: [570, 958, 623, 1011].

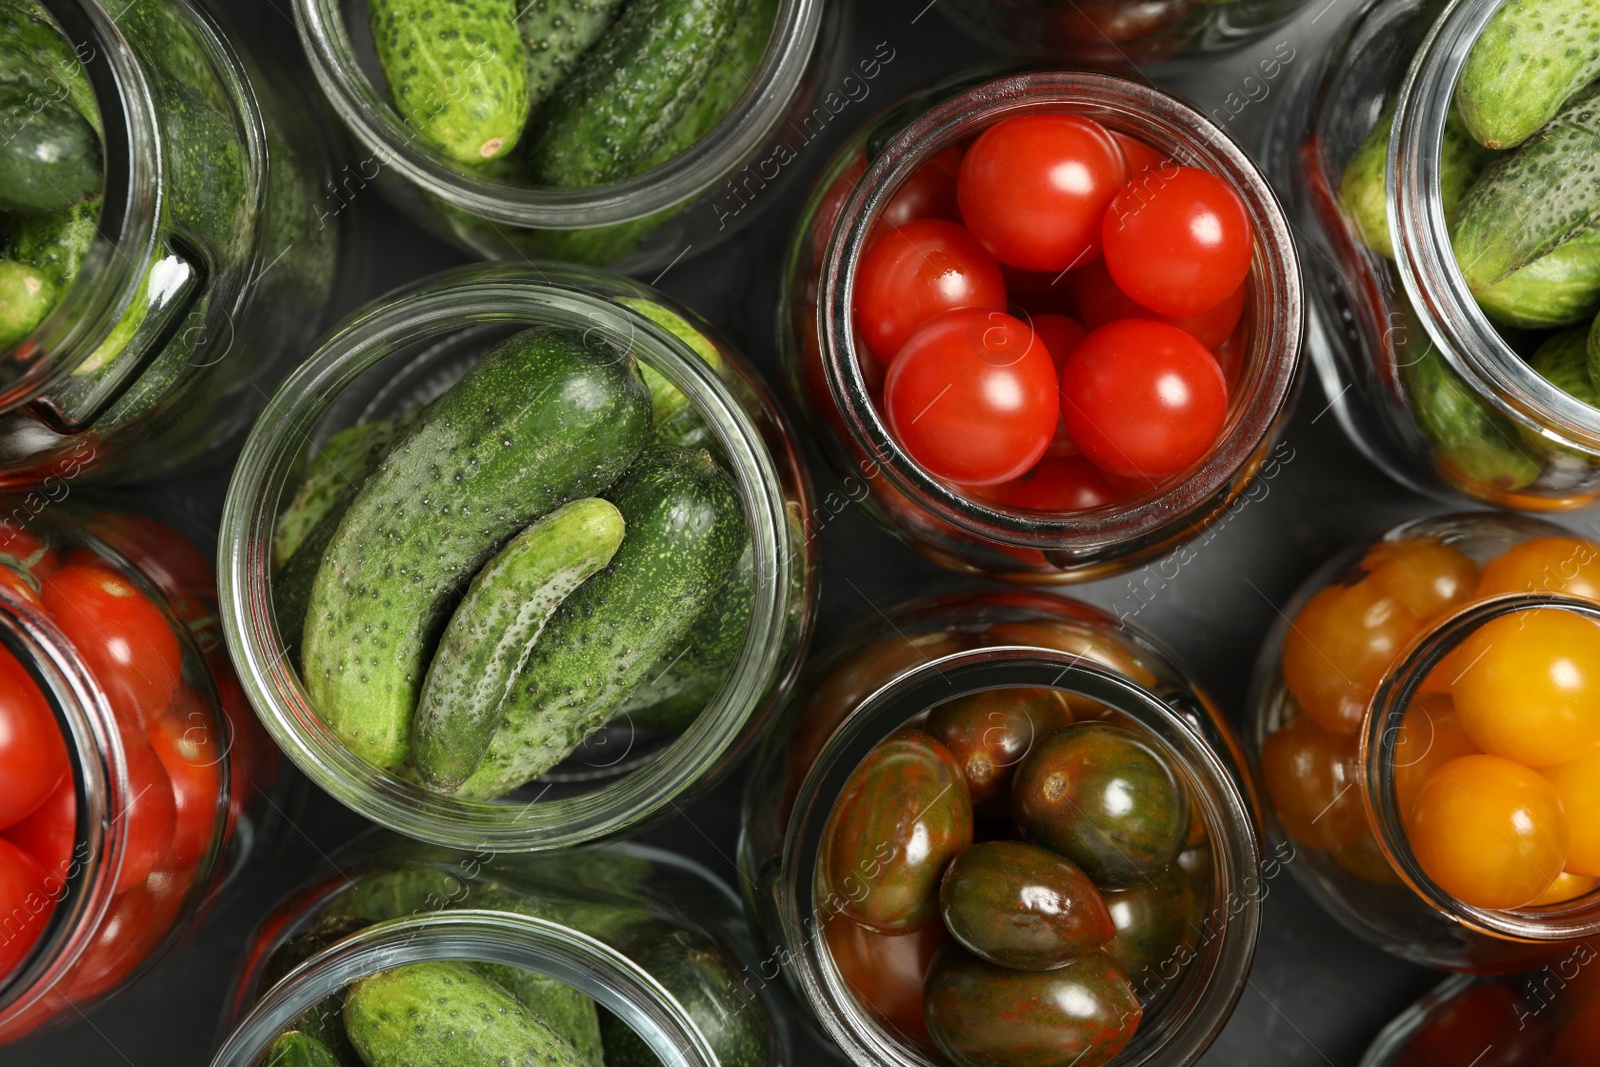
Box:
[460, 445, 746, 797]
[475, 962, 605, 1067]
[0, 259, 54, 347]
[0, 0, 100, 137]
[369, 0, 529, 165]
[1591, 310, 1600, 394]
[1457, 0, 1600, 150]
[1401, 340, 1541, 489]
[517, 0, 624, 111]
[527, 0, 748, 186]
[411, 497, 627, 791]
[1453, 84, 1600, 291]
[344, 961, 588, 1067]
[1339, 106, 1491, 259]
[1476, 227, 1600, 329]
[600, 927, 768, 1067]
[0, 88, 102, 214]
[301, 328, 651, 768]
[263, 1031, 346, 1067]
[3, 196, 97, 284]
[1532, 326, 1598, 406]
[617, 296, 724, 446]
[274, 415, 416, 570]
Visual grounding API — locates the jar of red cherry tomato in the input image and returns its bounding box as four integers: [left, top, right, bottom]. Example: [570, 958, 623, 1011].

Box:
[782, 69, 1302, 583]
[1248, 514, 1600, 973]
[0, 505, 278, 1043]
[740, 591, 1264, 1067]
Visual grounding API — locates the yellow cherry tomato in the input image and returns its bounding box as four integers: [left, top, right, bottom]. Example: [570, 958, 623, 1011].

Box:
[1534, 872, 1598, 906]
[1452, 608, 1600, 767]
[1478, 537, 1600, 602]
[1392, 693, 1481, 820]
[1282, 581, 1421, 735]
[1407, 754, 1568, 910]
[1365, 539, 1479, 620]
[1543, 747, 1600, 878]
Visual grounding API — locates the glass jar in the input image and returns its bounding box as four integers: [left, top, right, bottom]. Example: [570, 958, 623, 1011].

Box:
[291, 0, 845, 273]
[0, 503, 281, 1044]
[934, 0, 1313, 68]
[1248, 513, 1600, 973]
[219, 262, 814, 851]
[740, 591, 1264, 1067]
[781, 68, 1303, 584]
[212, 834, 789, 1067]
[0, 0, 341, 487]
[1267, 0, 1600, 510]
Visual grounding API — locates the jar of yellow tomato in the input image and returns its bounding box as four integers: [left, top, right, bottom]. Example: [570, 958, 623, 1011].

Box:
[1248, 514, 1600, 972]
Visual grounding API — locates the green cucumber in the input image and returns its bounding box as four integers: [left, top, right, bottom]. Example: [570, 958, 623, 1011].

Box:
[0, 258, 55, 348]
[0, 0, 100, 137]
[1339, 105, 1491, 259]
[412, 497, 627, 791]
[0, 86, 102, 214]
[474, 963, 604, 1067]
[368, 0, 529, 165]
[517, 0, 624, 112]
[1530, 325, 1597, 406]
[1400, 338, 1541, 489]
[343, 961, 588, 1067]
[4, 195, 98, 284]
[300, 327, 651, 768]
[274, 415, 415, 571]
[1457, 0, 1600, 149]
[459, 444, 747, 798]
[526, 0, 748, 186]
[617, 296, 724, 447]
[1476, 227, 1600, 329]
[600, 927, 767, 1067]
[263, 1031, 346, 1067]
[320, 867, 469, 925]
[1452, 84, 1600, 291]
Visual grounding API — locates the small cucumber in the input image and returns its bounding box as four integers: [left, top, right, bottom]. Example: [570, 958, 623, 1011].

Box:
[274, 415, 415, 571]
[1339, 105, 1491, 259]
[1452, 84, 1600, 291]
[526, 0, 748, 186]
[0, 86, 102, 214]
[343, 961, 588, 1067]
[368, 0, 529, 165]
[263, 1031, 346, 1067]
[0, 0, 100, 137]
[1476, 227, 1600, 329]
[4, 195, 98, 285]
[320, 867, 469, 925]
[474, 963, 605, 1067]
[0, 258, 55, 348]
[301, 327, 651, 768]
[411, 497, 627, 792]
[517, 0, 624, 112]
[460, 445, 747, 798]
[1457, 0, 1600, 149]
[1400, 338, 1541, 489]
[617, 296, 724, 447]
[1530, 325, 1598, 406]
[600, 927, 768, 1067]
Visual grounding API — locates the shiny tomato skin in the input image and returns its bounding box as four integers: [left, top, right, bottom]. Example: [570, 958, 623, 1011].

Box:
[0, 838, 55, 981]
[2, 777, 76, 880]
[975, 455, 1122, 511]
[111, 720, 176, 895]
[1058, 319, 1228, 479]
[1112, 131, 1167, 176]
[0, 644, 68, 830]
[1028, 314, 1087, 373]
[1102, 166, 1254, 318]
[145, 689, 223, 872]
[1064, 257, 1246, 349]
[958, 114, 1129, 272]
[884, 308, 1061, 486]
[825, 914, 949, 1043]
[855, 218, 1007, 365]
[879, 150, 963, 233]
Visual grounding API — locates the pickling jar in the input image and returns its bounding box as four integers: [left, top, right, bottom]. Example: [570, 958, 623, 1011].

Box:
[1247, 513, 1600, 973]
[292, 0, 847, 273]
[0, 503, 280, 1045]
[1265, 0, 1600, 510]
[740, 590, 1265, 1067]
[0, 0, 340, 488]
[782, 68, 1303, 584]
[219, 262, 814, 852]
[211, 834, 790, 1067]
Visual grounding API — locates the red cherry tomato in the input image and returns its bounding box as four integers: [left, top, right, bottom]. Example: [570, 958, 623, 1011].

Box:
[64, 887, 152, 1000]
[211, 662, 273, 848]
[1102, 166, 1254, 318]
[0, 563, 40, 607]
[0, 838, 55, 981]
[111, 720, 175, 895]
[854, 218, 1007, 365]
[877, 148, 963, 234]
[810, 153, 868, 275]
[884, 308, 1061, 486]
[0, 522, 57, 576]
[1063, 257, 1246, 349]
[145, 689, 223, 872]
[41, 559, 182, 726]
[1395, 982, 1553, 1067]
[3, 777, 76, 880]
[1059, 319, 1228, 479]
[974, 455, 1123, 511]
[0, 644, 68, 830]
[957, 114, 1129, 272]
[82, 513, 217, 639]
[1028, 313, 1088, 373]
[825, 913, 949, 1044]
[1215, 318, 1248, 388]
[1112, 131, 1167, 177]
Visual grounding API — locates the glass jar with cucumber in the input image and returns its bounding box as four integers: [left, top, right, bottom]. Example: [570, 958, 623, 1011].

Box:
[220, 262, 814, 851]
[212, 834, 788, 1067]
[1270, 0, 1600, 509]
[740, 591, 1264, 1067]
[0, 0, 340, 487]
[292, 0, 840, 273]
[1247, 513, 1600, 973]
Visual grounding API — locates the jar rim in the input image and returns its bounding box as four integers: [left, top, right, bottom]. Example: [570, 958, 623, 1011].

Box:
[815, 69, 1303, 564]
[218, 262, 806, 851]
[775, 644, 1262, 1067]
[290, 0, 824, 228]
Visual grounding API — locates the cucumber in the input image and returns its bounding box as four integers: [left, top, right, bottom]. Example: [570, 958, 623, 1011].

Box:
[1590, 309, 1600, 392]
[0, 0, 100, 137]
[517, 0, 624, 112]
[263, 1031, 347, 1067]
[343, 961, 588, 1067]
[1476, 227, 1600, 329]
[300, 327, 651, 768]
[1457, 0, 1600, 149]
[600, 927, 768, 1067]
[526, 0, 748, 187]
[0, 258, 55, 348]
[1452, 84, 1600, 292]
[459, 444, 747, 798]
[274, 415, 416, 571]
[256, 919, 368, 1065]
[320, 867, 469, 924]
[4, 196, 98, 285]
[0, 86, 102, 214]
[1401, 338, 1541, 489]
[617, 296, 725, 447]
[1338, 106, 1490, 259]
[1530, 325, 1598, 406]
[412, 497, 627, 792]
[368, 0, 529, 165]
[474, 963, 604, 1067]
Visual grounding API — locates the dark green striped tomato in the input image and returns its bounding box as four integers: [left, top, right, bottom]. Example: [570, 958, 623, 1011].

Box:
[924, 946, 1141, 1067]
[939, 840, 1113, 970]
[927, 688, 1076, 809]
[1011, 723, 1190, 888]
[824, 729, 974, 932]
[1103, 864, 1200, 999]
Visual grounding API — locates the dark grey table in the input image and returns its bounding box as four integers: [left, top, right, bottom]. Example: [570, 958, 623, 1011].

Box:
[4, 0, 1564, 1062]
